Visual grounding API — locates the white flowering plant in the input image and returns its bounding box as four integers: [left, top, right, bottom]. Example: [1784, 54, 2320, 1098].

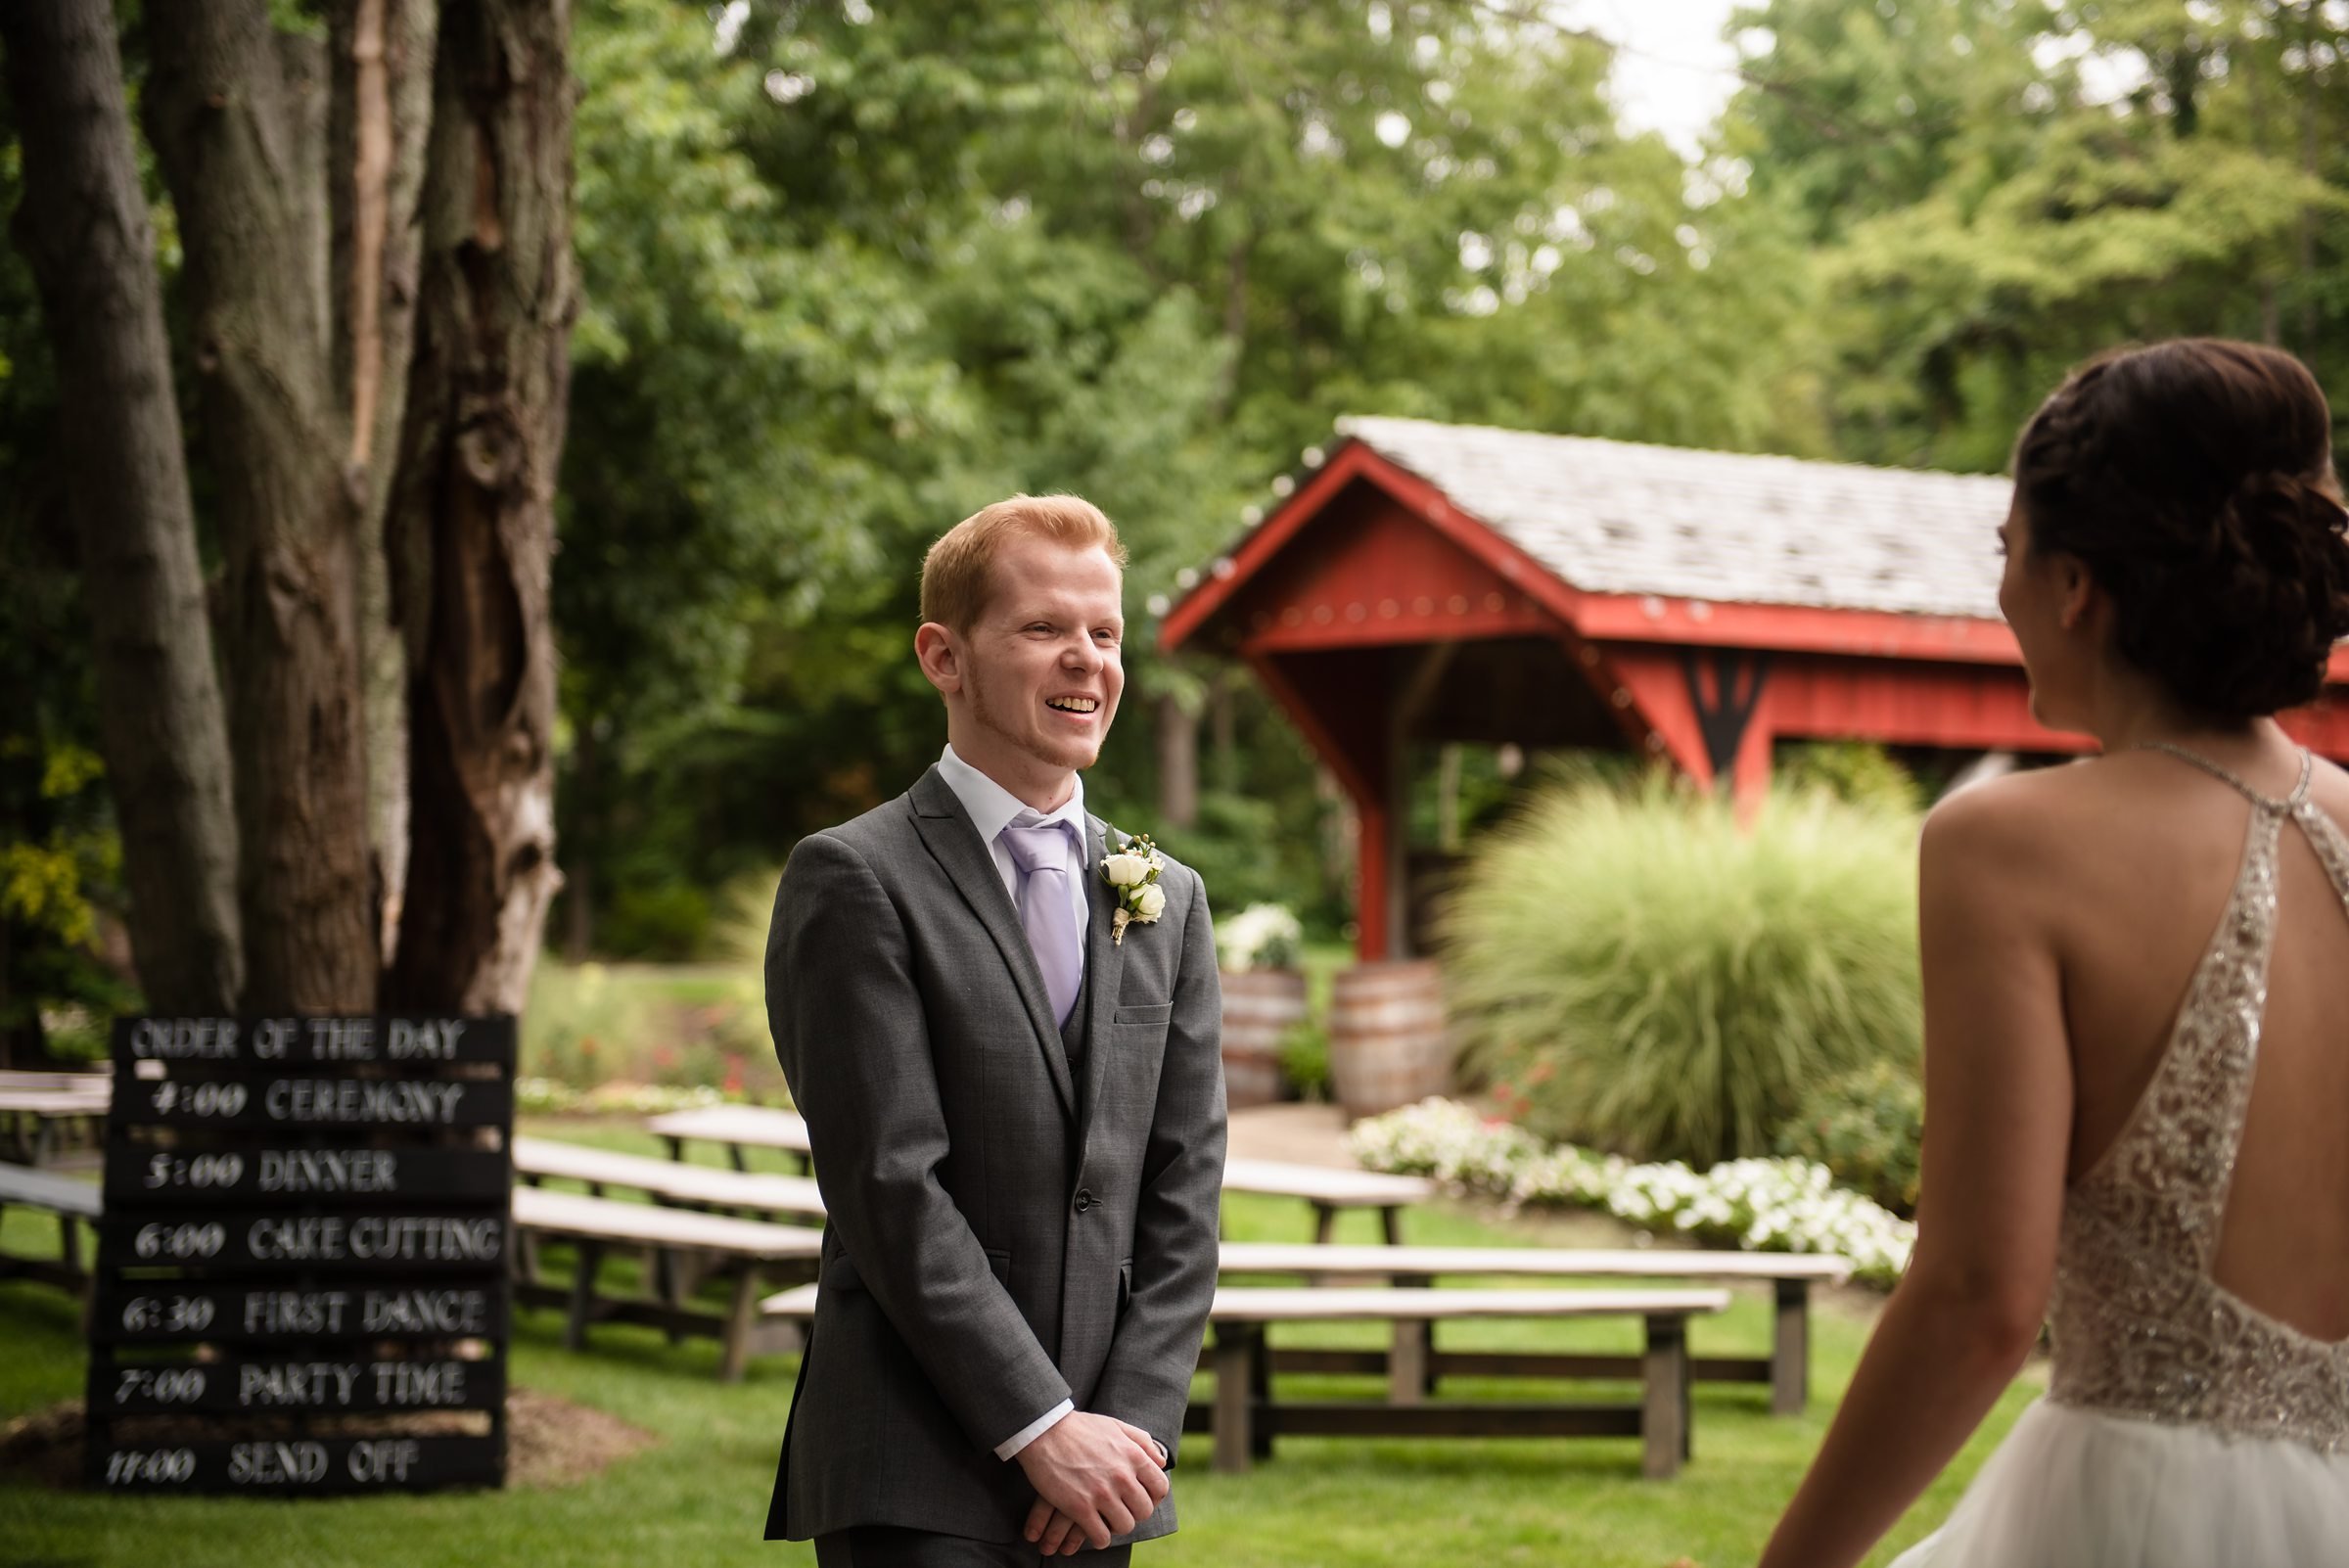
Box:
[1099, 832, 1171, 945]
[1350, 1097, 1915, 1287]
[1215, 902, 1305, 972]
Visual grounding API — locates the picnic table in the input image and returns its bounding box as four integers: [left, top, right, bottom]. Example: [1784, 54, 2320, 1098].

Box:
[1219, 1242, 1851, 1414]
[509, 1185, 822, 1381]
[512, 1135, 825, 1222]
[646, 1106, 1435, 1242]
[0, 1079, 112, 1166]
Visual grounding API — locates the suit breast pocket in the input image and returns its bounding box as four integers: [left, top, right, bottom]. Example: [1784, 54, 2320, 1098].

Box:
[1113, 1002, 1174, 1029]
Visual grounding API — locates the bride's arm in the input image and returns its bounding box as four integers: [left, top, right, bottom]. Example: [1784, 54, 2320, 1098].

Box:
[1757, 785, 2074, 1568]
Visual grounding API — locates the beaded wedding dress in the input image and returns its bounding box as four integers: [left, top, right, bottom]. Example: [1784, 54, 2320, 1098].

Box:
[1895, 749, 2349, 1566]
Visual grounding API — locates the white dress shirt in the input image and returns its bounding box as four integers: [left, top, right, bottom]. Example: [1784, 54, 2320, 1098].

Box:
[936, 744, 1094, 980]
[936, 743, 1087, 1458]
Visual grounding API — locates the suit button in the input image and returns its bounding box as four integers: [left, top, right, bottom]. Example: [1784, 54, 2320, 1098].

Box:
[1074, 1189, 1094, 1214]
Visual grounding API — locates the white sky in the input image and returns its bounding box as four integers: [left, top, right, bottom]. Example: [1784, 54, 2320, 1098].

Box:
[1555, 0, 1744, 160]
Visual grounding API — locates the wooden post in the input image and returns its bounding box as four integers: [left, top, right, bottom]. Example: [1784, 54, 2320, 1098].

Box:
[1772, 1277, 1811, 1415]
[1389, 1320, 1430, 1407]
[1385, 643, 1459, 961]
[1640, 1314, 1690, 1480]
[1357, 796, 1391, 962]
[566, 1240, 605, 1352]
[1214, 1326, 1256, 1473]
[719, 1268, 761, 1384]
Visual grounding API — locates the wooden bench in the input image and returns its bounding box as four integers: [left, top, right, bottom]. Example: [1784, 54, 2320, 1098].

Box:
[513, 1135, 826, 1222]
[646, 1108, 1434, 1246]
[0, 1070, 114, 1092]
[0, 1083, 112, 1166]
[1219, 1242, 1851, 1414]
[509, 1185, 821, 1381]
[0, 1164, 102, 1294]
[761, 1282, 1728, 1480]
[1219, 1158, 1435, 1245]
[648, 1103, 812, 1173]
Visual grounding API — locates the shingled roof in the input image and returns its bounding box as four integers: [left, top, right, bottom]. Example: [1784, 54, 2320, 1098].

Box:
[1335, 415, 2014, 621]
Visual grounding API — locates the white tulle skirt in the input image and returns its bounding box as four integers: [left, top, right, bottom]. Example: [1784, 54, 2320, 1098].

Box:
[1893, 1399, 2349, 1567]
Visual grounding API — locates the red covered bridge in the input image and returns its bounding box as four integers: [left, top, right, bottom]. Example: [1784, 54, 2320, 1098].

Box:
[1160, 416, 2349, 960]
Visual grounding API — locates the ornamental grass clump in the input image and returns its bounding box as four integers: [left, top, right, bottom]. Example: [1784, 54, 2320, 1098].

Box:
[1441, 777, 1922, 1168]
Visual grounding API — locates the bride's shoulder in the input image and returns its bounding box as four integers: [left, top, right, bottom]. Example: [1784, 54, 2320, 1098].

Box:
[1919, 763, 2108, 887]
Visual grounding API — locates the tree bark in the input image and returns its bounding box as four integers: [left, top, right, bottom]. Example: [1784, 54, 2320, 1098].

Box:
[1157, 690, 1200, 830]
[382, 0, 573, 1014]
[2, 0, 244, 1013]
[330, 0, 439, 962]
[145, 0, 379, 1012]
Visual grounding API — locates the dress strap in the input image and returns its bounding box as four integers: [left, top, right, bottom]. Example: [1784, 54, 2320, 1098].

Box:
[2137, 742, 2312, 812]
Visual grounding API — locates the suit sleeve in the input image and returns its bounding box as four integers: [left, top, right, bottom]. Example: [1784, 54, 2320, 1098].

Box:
[768, 829, 1073, 1453]
[1088, 864, 1227, 1463]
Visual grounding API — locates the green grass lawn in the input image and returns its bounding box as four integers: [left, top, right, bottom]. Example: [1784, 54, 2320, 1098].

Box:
[0, 1128, 2037, 1567]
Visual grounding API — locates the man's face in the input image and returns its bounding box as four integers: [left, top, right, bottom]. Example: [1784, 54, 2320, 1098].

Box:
[953, 534, 1127, 785]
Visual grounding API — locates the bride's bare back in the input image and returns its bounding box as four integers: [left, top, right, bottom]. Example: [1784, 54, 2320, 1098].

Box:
[1994, 747, 2349, 1341]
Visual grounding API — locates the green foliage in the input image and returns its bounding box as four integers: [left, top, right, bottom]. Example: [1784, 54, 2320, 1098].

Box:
[1776, 741, 1927, 814]
[1778, 1057, 1927, 1219]
[1732, 0, 2349, 469]
[1155, 792, 1313, 931]
[600, 879, 714, 963]
[1276, 1015, 1331, 1103]
[1441, 777, 1923, 1167]
[520, 961, 654, 1088]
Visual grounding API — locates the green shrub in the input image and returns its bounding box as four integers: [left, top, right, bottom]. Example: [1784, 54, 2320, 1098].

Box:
[1777, 1057, 1925, 1218]
[1277, 1016, 1330, 1102]
[1775, 741, 1926, 814]
[602, 878, 714, 960]
[1440, 776, 1921, 1167]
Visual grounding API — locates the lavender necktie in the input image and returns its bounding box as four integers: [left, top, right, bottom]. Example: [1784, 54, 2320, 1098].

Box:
[1002, 818, 1083, 1028]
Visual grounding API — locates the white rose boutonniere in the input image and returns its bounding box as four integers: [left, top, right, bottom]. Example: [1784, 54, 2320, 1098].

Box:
[1100, 832, 1171, 946]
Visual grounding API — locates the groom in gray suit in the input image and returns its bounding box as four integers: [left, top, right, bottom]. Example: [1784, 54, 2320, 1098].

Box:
[764, 494, 1226, 1565]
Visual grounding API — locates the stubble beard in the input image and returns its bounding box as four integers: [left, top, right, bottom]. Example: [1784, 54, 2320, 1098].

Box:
[967, 659, 1101, 775]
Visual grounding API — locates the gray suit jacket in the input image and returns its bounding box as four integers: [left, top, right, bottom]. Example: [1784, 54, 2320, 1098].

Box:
[764, 764, 1226, 1544]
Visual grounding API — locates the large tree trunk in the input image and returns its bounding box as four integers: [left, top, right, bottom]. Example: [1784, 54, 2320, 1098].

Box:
[2, 0, 244, 1013]
[382, 0, 573, 1014]
[144, 0, 378, 1012]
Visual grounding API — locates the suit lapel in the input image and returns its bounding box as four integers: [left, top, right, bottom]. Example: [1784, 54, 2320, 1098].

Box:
[907, 767, 1076, 1120]
[1077, 815, 1127, 1133]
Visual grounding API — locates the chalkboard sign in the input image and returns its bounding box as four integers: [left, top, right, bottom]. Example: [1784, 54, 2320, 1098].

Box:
[92, 1279, 507, 1344]
[86, 1016, 516, 1495]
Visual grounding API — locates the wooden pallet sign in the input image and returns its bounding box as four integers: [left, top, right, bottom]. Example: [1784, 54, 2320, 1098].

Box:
[86, 1015, 516, 1496]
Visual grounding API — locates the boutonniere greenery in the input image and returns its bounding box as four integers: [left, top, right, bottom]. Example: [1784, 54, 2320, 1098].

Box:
[1099, 833, 1170, 946]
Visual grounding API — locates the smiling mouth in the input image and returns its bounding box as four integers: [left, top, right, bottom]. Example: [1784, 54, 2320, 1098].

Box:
[1045, 697, 1100, 715]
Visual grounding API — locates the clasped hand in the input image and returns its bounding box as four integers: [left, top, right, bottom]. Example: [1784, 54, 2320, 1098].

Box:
[1014, 1411, 1169, 1555]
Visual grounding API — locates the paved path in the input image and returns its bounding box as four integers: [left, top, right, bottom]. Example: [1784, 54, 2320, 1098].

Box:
[1225, 1103, 1359, 1169]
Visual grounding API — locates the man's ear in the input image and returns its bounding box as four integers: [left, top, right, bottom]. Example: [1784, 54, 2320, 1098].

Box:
[2055, 553, 2100, 634]
[914, 622, 963, 697]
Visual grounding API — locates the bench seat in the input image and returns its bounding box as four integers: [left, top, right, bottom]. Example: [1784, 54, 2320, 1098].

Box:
[513, 1135, 825, 1221]
[1219, 1242, 1850, 1413]
[509, 1186, 821, 1381]
[763, 1281, 1728, 1479]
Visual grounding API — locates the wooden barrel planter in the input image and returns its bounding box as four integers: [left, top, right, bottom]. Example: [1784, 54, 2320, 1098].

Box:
[1329, 959, 1451, 1122]
[1219, 968, 1308, 1110]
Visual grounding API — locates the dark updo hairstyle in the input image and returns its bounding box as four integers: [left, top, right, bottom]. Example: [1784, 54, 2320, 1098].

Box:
[2012, 338, 2349, 718]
